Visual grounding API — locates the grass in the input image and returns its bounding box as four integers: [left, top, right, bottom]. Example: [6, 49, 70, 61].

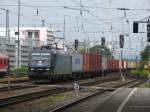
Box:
[139, 82, 150, 88]
[130, 69, 148, 78]
[10, 67, 28, 77]
[0, 76, 28, 83]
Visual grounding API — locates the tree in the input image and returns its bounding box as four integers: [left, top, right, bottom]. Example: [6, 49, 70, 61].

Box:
[140, 45, 150, 69]
[89, 45, 112, 57]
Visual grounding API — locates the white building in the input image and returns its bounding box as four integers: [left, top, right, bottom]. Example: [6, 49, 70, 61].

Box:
[0, 27, 55, 68]
[0, 26, 55, 46]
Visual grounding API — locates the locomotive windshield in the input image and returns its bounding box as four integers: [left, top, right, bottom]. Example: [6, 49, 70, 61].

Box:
[31, 53, 50, 61]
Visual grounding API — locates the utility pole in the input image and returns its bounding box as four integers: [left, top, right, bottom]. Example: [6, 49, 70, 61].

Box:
[101, 37, 105, 76]
[117, 8, 130, 39]
[117, 8, 130, 18]
[80, 0, 83, 16]
[127, 20, 131, 49]
[17, 0, 20, 68]
[63, 0, 89, 31]
[0, 8, 10, 44]
[0, 8, 11, 93]
[119, 34, 124, 81]
[42, 19, 45, 27]
[63, 16, 66, 49]
[6, 10, 10, 44]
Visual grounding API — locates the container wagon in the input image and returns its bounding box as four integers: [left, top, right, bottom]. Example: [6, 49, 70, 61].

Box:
[72, 53, 83, 79]
[107, 59, 119, 73]
[82, 53, 90, 77]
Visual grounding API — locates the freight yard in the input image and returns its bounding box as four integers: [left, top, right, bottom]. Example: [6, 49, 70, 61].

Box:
[0, 73, 145, 112]
[1, 0, 150, 112]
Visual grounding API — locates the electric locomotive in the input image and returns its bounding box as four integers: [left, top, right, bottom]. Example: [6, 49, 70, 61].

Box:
[28, 46, 72, 81]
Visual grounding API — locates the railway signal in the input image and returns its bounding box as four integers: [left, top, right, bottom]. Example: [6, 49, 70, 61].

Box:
[133, 22, 138, 33]
[101, 37, 105, 48]
[119, 34, 124, 48]
[147, 22, 150, 42]
[74, 39, 79, 51]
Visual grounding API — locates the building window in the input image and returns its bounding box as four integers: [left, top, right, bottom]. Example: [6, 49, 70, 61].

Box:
[28, 32, 33, 38]
[34, 32, 39, 39]
[15, 32, 19, 35]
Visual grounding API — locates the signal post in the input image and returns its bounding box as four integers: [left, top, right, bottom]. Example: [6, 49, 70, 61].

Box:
[101, 37, 105, 76]
[119, 34, 125, 82]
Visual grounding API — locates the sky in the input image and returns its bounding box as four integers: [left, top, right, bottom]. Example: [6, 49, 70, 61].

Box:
[1, 0, 150, 59]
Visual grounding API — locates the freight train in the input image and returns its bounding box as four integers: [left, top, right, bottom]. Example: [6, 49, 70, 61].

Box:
[28, 46, 138, 81]
[0, 54, 9, 77]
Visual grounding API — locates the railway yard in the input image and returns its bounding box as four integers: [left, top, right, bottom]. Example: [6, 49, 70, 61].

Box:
[0, 73, 146, 112]
[1, 0, 150, 112]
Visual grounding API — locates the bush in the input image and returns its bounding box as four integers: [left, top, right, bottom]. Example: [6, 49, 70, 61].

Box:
[130, 69, 148, 78]
[10, 67, 28, 77]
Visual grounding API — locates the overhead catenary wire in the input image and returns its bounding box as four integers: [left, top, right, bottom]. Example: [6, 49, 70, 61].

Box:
[1, 1, 149, 45]
[2, 0, 148, 26]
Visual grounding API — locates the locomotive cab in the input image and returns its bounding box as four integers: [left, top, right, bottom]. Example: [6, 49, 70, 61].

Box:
[28, 47, 53, 79]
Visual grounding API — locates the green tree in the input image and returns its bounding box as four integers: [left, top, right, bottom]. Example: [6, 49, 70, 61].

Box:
[89, 45, 112, 56]
[140, 45, 150, 69]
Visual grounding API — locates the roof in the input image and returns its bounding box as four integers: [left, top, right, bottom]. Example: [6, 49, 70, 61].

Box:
[0, 54, 8, 58]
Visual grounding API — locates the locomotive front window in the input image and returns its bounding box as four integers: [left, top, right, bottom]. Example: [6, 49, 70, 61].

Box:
[31, 53, 41, 60]
[41, 53, 50, 60]
[31, 53, 50, 60]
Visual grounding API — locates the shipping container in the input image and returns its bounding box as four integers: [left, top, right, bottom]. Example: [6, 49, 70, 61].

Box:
[89, 53, 102, 72]
[102, 56, 108, 71]
[108, 59, 119, 71]
[72, 54, 83, 73]
[54, 54, 72, 75]
[83, 53, 90, 72]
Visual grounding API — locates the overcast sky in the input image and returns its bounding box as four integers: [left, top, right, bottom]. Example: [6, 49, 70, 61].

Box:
[1, 0, 150, 59]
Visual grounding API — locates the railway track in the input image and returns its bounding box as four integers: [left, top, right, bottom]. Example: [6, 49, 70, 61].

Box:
[0, 88, 71, 107]
[0, 75, 119, 92]
[0, 79, 29, 84]
[0, 75, 141, 108]
[0, 85, 38, 92]
[0, 75, 121, 107]
[49, 79, 145, 112]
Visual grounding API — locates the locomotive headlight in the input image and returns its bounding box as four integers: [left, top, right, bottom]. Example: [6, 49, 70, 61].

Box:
[31, 68, 34, 71]
[45, 68, 50, 71]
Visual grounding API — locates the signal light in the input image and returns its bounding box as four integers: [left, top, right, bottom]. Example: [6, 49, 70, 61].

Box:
[101, 37, 105, 48]
[119, 35, 124, 48]
[74, 39, 79, 51]
[133, 22, 138, 33]
[147, 23, 150, 42]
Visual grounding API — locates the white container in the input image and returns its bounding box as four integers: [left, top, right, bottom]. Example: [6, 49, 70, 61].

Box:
[72, 54, 83, 73]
